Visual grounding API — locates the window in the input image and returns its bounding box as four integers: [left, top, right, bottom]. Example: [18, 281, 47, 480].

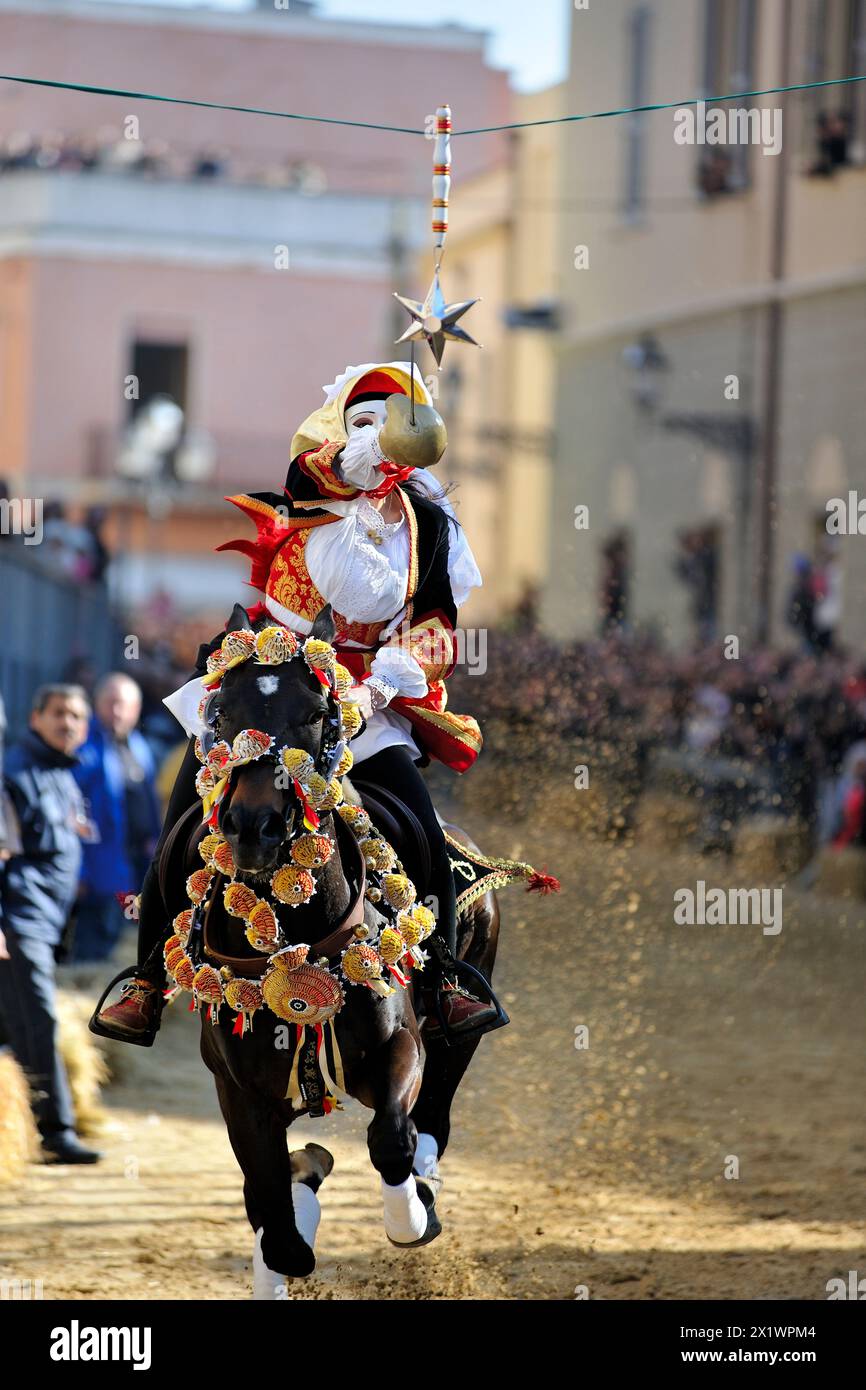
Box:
[673, 523, 720, 643]
[804, 0, 866, 173]
[128, 340, 188, 419]
[623, 6, 652, 221]
[698, 0, 757, 196]
[599, 529, 631, 634]
[117, 340, 190, 482]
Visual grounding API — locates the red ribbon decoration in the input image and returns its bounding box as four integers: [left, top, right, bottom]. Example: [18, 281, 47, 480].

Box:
[307, 665, 332, 692]
[364, 460, 415, 499]
[526, 870, 561, 895]
[292, 777, 320, 830]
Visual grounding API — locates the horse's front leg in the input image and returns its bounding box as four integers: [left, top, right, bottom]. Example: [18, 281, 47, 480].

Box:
[365, 1024, 440, 1246]
[211, 1069, 316, 1281]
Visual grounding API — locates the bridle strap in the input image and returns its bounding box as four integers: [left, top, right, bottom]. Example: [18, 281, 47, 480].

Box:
[217, 682, 342, 832]
[305, 812, 367, 958]
[195, 658, 361, 976]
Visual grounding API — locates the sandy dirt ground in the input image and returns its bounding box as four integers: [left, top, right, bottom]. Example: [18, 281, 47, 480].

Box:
[2, 804, 866, 1301]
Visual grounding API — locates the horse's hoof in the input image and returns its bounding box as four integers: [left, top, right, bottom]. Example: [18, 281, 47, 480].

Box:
[386, 1178, 442, 1249]
[261, 1229, 316, 1278]
[305, 1142, 335, 1181]
[289, 1143, 334, 1191]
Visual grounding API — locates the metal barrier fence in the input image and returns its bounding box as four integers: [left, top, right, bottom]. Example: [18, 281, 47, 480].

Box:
[0, 546, 124, 738]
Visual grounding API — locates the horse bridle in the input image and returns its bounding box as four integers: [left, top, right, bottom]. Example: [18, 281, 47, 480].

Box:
[199, 667, 348, 839]
[190, 674, 369, 975]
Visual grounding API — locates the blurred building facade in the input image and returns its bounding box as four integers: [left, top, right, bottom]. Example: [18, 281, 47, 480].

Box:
[544, 0, 866, 647]
[0, 0, 510, 617]
[431, 82, 564, 624]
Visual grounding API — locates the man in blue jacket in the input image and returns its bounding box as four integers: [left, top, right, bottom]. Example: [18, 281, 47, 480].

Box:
[0, 683, 101, 1164]
[72, 673, 161, 963]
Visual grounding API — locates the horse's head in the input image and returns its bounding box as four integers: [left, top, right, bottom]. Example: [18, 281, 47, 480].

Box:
[211, 602, 339, 876]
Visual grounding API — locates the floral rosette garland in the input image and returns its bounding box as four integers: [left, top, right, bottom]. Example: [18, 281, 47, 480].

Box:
[162, 624, 436, 1036]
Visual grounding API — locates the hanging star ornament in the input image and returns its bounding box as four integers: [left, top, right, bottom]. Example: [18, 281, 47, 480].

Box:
[393, 105, 481, 367]
[393, 269, 480, 367]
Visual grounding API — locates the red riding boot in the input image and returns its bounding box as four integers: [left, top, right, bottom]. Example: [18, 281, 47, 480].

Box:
[93, 977, 163, 1046]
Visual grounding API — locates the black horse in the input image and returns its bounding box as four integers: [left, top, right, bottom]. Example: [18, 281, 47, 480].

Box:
[156, 603, 502, 1289]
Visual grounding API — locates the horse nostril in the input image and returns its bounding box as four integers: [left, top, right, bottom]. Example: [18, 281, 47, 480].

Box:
[259, 811, 285, 845]
[222, 809, 238, 837]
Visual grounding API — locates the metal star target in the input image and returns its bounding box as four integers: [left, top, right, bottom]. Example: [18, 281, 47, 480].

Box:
[393, 271, 479, 367]
[393, 104, 481, 368]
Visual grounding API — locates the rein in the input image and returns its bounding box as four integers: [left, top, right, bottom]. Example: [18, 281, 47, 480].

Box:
[200, 812, 367, 977]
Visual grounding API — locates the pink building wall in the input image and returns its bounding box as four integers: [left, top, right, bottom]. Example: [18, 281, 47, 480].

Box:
[0, 2, 511, 614]
[26, 255, 395, 488]
[0, 2, 511, 493]
[0, 4, 509, 195]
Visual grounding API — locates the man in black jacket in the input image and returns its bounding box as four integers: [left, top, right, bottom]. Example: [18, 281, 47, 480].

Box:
[0, 683, 102, 1164]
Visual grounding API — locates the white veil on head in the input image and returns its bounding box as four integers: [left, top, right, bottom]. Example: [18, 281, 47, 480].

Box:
[322, 362, 434, 408]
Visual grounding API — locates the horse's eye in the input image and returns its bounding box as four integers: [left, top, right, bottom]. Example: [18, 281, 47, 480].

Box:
[307, 709, 325, 725]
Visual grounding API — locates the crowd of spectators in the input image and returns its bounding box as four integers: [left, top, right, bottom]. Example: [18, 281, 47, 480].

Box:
[785, 540, 843, 654]
[0, 128, 328, 192]
[808, 109, 853, 178]
[0, 485, 110, 585]
[0, 667, 167, 1163]
[451, 624, 866, 853]
[40, 502, 110, 585]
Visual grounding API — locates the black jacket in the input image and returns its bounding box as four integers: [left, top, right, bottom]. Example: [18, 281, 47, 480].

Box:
[1, 731, 84, 943]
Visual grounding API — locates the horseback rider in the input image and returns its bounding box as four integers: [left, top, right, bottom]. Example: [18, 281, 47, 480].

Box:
[97, 362, 502, 1044]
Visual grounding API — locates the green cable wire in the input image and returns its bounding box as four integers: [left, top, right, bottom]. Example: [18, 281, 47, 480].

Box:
[0, 71, 863, 138]
[457, 74, 866, 135]
[0, 74, 425, 136]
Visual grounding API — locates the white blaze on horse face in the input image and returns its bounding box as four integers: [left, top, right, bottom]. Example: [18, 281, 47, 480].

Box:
[257, 674, 280, 697]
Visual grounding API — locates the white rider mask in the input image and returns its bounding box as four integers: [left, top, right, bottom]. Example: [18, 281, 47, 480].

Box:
[343, 397, 391, 435]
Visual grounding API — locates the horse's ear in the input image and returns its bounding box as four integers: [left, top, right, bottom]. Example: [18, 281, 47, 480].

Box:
[226, 602, 250, 633]
[310, 603, 336, 644]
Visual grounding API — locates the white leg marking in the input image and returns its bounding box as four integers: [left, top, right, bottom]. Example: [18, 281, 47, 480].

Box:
[381, 1175, 427, 1243]
[413, 1131, 444, 1199]
[251, 1185, 321, 1300]
[291, 1181, 322, 1250]
[253, 1228, 287, 1301]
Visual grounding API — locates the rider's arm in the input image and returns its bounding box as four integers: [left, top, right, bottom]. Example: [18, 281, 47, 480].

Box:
[286, 428, 402, 504]
[286, 443, 361, 504]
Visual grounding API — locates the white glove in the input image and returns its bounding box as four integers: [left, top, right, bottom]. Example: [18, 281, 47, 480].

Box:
[339, 426, 387, 492]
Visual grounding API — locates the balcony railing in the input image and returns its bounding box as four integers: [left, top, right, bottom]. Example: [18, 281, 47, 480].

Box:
[0, 544, 124, 737]
[87, 425, 292, 495]
[0, 170, 429, 270]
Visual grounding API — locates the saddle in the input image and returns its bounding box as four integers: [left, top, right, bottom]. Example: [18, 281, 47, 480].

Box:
[350, 779, 433, 897]
[89, 782, 521, 1049]
[140, 783, 434, 987]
